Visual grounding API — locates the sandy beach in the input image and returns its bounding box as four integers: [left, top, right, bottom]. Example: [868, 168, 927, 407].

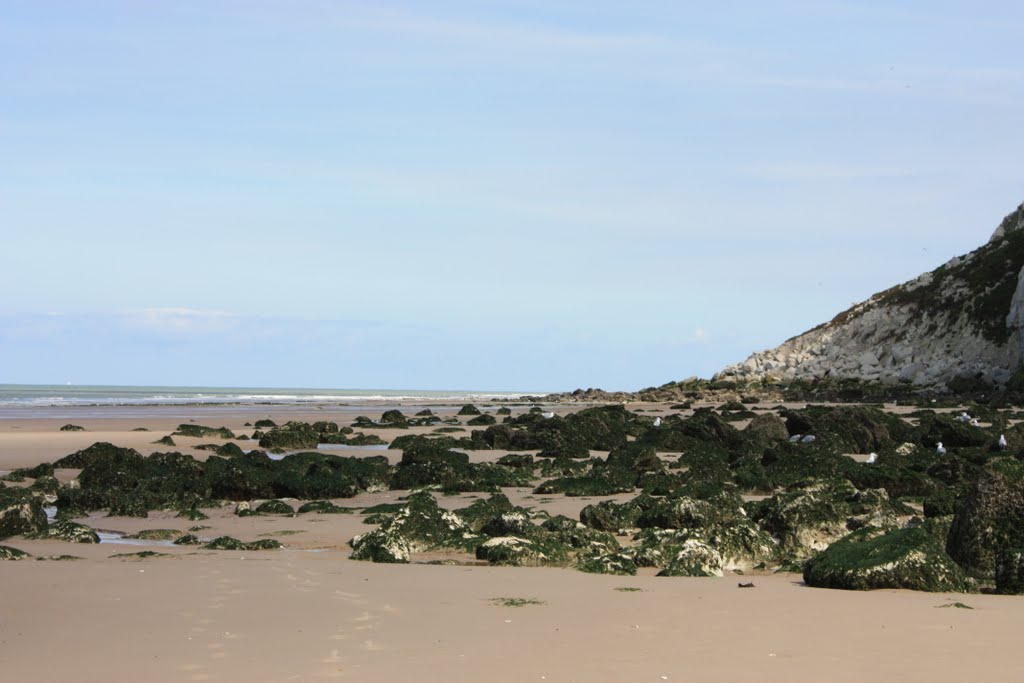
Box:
[2, 401, 1023, 682]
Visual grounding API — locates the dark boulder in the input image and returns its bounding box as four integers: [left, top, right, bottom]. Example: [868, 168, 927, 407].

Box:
[173, 424, 235, 439]
[54, 442, 142, 469]
[946, 458, 1024, 578]
[995, 549, 1024, 594]
[803, 527, 971, 592]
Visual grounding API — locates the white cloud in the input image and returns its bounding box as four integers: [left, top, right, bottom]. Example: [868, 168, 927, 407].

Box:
[125, 308, 241, 335]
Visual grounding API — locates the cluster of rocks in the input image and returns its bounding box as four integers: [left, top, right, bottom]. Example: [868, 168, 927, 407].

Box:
[5, 401, 1024, 595]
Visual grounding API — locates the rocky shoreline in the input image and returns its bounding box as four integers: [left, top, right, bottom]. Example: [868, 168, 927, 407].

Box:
[4, 399, 1024, 595]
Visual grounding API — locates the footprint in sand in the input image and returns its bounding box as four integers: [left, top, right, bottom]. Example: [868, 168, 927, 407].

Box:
[332, 590, 367, 605]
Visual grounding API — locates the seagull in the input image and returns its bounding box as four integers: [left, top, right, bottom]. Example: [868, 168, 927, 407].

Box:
[788, 434, 802, 443]
[969, 418, 981, 427]
[540, 411, 555, 419]
[936, 441, 946, 455]
[653, 417, 662, 427]
[866, 452, 877, 464]
[999, 434, 1008, 450]
[955, 412, 972, 423]
[801, 435, 816, 443]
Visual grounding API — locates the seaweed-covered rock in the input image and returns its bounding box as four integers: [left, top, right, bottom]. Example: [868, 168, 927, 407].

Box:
[60, 424, 85, 432]
[0, 545, 31, 560]
[258, 422, 319, 450]
[576, 551, 638, 575]
[455, 493, 515, 532]
[129, 528, 181, 541]
[297, 500, 353, 514]
[53, 442, 142, 469]
[107, 495, 150, 518]
[254, 499, 295, 515]
[467, 414, 497, 426]
[744, 413, 789, 442]
[634, 518, 776, 575]
[803, 527, 971, 592]
[480, 510, 536, 537]
[495, 453, 535, 469]
[173, 534, 203, 545]
[154, 436, 176, 447]
[995, 549, 1024, 594]
[656, 539, 724, 577]
[173, 424, 235, 439]
[204, 536, 281, 550]
[751, 480, 900, 562]
[947, 458, 1024, 578]
[541, 515, 620, 551]
[918, 414, 992, 449]
[636, 488, 744, 531]
[534, 466, 636, 497]
[0, 499, 47, 539]
[10, 462, 55, 479]
[475, 536, 570, 567]
[350, 492, 475, 563]
[457, 404, 482, 416]
[28, 520, 100, 543]
[579, 498, 645, 533]
[391, 437, 528, 492]
[605, 442, 663, 475]
[30, 475, 60, 495]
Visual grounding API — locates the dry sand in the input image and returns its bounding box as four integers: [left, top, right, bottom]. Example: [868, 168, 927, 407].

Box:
[2, 403, 1023, 682]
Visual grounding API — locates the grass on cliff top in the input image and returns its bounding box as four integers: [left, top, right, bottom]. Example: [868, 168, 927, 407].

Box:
[803, 228, 1024, 346]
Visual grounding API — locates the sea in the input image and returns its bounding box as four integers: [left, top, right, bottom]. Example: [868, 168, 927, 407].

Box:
[0, 384, 534, 408]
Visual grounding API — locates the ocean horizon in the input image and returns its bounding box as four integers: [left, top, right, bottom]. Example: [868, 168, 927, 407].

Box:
[0, 383, 540, 407]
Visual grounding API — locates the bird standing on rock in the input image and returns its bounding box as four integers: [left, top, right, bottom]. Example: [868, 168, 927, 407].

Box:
[999, 434, 1008, 450]
[936, 441, 947, 455]
[866, 453, 877, 464]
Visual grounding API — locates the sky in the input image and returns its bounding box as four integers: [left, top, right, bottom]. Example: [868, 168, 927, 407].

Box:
[2, 1, 1023, 392]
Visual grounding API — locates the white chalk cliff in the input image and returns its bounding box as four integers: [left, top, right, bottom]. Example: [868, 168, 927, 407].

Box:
[716, 201, 1024, 389]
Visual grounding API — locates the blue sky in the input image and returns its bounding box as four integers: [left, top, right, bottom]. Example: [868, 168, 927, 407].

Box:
[2, 1, 1023, 391]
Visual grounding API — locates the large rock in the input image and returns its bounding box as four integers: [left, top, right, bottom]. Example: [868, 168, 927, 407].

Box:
[635, 518, 776, 576]
[995, 549, 1024, 594]
[751, 480, 900, 562]
[27, 520, 100, 543]
[53, 442, 142, 469]
[350, 492, 475, 563]
[946, 458, 1024, 578]
[803, 527, 972, 592]
[474, 536, 569, 567]
[0, 499, 47, 539]
[0, 545, 31, 560]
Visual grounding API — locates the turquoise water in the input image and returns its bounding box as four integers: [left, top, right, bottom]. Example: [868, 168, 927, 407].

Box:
[0, 384, 531, 407]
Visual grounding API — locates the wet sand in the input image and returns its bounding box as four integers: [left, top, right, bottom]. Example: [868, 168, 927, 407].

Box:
[2, 402, 1023, 682]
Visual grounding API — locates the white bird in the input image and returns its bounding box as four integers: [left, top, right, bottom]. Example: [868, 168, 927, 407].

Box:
[866, 453, 877, 464]
[801, 435, 816, 443]
[936, 441, 946, 455]
[955, 412, 972, 423]
[789, 434, 802, 443]
[999, 434, 1008, 450]
[653, 417, 662, 427]
[969, 418, 981, 427]
[540, 411, 555, 419]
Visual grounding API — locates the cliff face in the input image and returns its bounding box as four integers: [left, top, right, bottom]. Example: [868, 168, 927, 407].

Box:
[716, 201, 1024, 389]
